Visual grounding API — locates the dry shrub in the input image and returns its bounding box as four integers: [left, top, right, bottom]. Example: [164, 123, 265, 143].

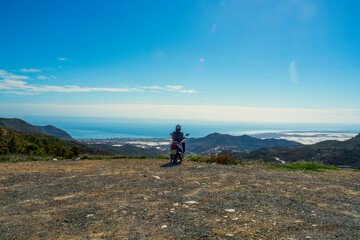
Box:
[211, 153, 236, 165]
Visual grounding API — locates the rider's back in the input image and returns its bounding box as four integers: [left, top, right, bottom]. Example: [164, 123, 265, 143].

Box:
[172, 130, 184, 142]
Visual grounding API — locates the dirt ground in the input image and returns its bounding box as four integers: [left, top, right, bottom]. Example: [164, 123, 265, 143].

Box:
[0, 159, 359, 239]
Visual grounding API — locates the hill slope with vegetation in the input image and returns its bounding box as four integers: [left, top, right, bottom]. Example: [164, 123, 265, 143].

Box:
[0, 127, 106, 161]
[233, 133, 360, 167]
[186, 133, 301, 155]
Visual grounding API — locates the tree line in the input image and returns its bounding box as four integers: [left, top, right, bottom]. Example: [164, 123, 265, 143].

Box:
[0, 127, 81, 158]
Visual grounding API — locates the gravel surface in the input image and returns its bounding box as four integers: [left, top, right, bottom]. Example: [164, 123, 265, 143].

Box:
[0, 159, 359, 239]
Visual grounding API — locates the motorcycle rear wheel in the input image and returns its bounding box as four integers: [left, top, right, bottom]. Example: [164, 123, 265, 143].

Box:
[171, 154, 177, 164]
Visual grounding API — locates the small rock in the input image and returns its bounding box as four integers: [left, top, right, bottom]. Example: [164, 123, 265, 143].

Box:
[226, 234, 234, 237]
[184, 200, 198, 204]
[170, 208, 175, 211]
[225, 209, 235, 213]
[86, 214, 94, 218]
[305, 236, 312, 239]
[161, 225, 167, 229]
[153, 176, 161, 180]
[53, 158, 57, 161]
[173, 203, 179, 206]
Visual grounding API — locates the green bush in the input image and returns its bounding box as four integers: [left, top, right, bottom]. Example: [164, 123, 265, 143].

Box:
[353, 169, 360, 172]
[24, 143, 39, 154]
[1, 147, 10, 155]
[271, 162, 339, 171]
[70, 146, 81, 157]
[8, 135, 20, 153]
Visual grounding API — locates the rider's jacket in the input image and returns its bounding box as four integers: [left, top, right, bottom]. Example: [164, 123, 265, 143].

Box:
[172, 130, 184, 142]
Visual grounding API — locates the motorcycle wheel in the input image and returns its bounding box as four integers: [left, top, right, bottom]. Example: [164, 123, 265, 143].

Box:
[172, 154, 177, 164]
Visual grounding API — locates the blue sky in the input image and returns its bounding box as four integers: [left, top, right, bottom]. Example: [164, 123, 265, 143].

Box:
[1, 0, 360, 124]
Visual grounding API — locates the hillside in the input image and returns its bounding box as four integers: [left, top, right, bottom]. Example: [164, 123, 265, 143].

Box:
[89, 143, 166, 158]
[234, 133, 360, 167]
[35, 125, 73, 140]
[0, 118, 42, 134]
[186, 133, 301, 155]
[0, 159, 358, 239]
[0, 127, 107, 159]
[0, 117, 73, 139]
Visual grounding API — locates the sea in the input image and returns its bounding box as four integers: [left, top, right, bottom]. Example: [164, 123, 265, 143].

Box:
[17, 116, 360, 142]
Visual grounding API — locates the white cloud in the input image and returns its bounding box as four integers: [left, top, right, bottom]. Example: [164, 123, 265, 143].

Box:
[0, 80, 132, 93]
[57, 58, 69, 61]
[141, 85, 198, 93]
[289, 60, 298, 84]
[0, 69, 29, 80]
[0, 68, 198, 95]
[0, 78, 197, 95]
[20, 68, 41, 73]
[37, 75, 50, 80]
[1, 103, 359, 124]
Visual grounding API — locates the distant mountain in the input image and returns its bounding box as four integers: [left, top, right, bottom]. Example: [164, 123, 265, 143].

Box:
[233, 133, 360, 167]
[186, 132, 301, 155]
[0, 118, 73, 140]
[35, 125, 73, 140]
[88, 144, 166, 158]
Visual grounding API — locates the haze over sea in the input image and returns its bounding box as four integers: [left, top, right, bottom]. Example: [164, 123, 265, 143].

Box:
[20, 116, 360, 141]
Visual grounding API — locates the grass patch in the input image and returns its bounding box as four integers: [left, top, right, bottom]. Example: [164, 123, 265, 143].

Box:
[271, 162, 339, 171]
[0, 154, 53, 163]
[353, 169, 360, 172]
[154, 155, 170, 160]
[186, 155, 211, 163]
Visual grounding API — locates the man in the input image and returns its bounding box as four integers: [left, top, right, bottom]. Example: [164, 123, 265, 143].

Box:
[172, 124, 185, 153]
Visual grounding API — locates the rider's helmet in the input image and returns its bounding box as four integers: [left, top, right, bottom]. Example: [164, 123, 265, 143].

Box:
[175, 124, 181, 131]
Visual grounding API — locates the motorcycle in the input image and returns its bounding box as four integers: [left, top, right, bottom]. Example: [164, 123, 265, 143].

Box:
[169, 133, 190, 164]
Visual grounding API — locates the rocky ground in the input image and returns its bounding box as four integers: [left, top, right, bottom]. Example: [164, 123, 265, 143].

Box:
[0, 159, 359, 239]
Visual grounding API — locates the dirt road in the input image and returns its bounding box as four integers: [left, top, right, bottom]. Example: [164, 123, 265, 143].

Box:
[1, 159, 359, 239]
